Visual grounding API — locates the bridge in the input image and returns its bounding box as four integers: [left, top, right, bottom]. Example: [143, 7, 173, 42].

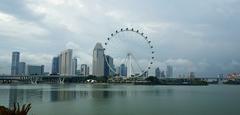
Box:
[0, 75, 231, 84]
[0, 75, 86, 84]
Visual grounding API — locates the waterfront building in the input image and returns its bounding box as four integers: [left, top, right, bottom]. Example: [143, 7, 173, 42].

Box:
[116, 66, 120, 75]
[72, 57, 78, 75]
[104, 55, 114, 77]
[92, 43, 105, 77]
[51, 56, 59, 75]
[59, 49, 73, 76]
[189, 72, 195, 78]
[160, 70, 165, 78]
[217, 74, 224, 79]
[18, 62, 26, 75]
[120, 64, 127, 77]
[155, 67, 161, 78]
[76, 70, 81, 76]
[81, 64, 89, 76]
[43, 72, 49, 76]
[11, 52, 20, 75]
[87, 66, 89, 76]
[166, 65, 173, 78]
[27, 65, 44, 75]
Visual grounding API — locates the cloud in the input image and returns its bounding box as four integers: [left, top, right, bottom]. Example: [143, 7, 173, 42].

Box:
[0, 0, 240, 76]
[164, 58, 196, 75]
[0, 12, 48, 39]
[0, 0, 44, 21]
[0, 54, 11, 74]
[65, 41, 81, 50]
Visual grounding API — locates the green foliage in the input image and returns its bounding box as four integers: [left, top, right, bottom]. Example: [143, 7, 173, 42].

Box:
[96, 77, 108, 83]
[0, 103, 31, 115]
[145, 76, 159, 83]
[85, 76, 108, 83]
[86, 75, 96, 80]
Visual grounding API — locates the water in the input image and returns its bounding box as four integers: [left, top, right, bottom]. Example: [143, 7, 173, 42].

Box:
[0, 84, 240, 115]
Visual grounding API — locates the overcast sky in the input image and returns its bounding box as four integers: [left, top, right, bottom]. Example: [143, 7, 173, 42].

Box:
[0, 0, 240, 76]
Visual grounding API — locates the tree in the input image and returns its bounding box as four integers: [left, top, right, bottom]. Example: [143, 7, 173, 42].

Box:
[0, 103, 31, 115]
[145, 76, 159, 84]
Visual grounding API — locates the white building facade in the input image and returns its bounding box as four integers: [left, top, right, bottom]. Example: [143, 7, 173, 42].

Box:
[59, 49, 73, 76]
[92, 43, 105, 77]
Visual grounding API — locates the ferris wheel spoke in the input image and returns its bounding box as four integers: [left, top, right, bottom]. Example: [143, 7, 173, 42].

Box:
[131, 54, 144, 73]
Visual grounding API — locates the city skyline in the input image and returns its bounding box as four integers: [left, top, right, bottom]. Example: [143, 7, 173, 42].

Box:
[1, 1, 240, 115]
[8, 49, 176, 77]
[0, 0, 240, 76]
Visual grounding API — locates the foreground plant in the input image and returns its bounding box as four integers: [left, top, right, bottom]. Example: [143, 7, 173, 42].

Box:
[0, 103, 31, 115]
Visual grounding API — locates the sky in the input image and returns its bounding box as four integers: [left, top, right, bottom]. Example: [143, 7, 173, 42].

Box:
[0, 0, 240, 76]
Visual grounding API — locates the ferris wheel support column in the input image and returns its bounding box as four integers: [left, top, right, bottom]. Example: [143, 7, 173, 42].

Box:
[127, 53, 132, 78]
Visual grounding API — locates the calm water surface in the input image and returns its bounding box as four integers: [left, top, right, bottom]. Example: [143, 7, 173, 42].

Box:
[0, 84, 240, 115]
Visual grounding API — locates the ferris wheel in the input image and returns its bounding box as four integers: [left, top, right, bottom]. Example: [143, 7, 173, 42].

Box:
[104, 28, 155, 77]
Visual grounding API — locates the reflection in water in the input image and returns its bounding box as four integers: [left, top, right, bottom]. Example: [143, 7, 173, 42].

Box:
[91, 90, 127, 99]
[8, 85, 43, 108]
[51, 90, 75, 102]
[4, 84, 174, 108]
[51, 85, 90, 102]
[90, 85, 127, 99]
[1, 84, 240, 115]
[9, 86, 19, 108]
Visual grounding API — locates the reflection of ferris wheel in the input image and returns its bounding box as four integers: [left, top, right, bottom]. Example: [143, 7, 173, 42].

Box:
[104, 28, 155, 77]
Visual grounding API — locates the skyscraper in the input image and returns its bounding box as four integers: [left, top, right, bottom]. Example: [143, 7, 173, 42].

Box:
[59, 49, 73, 76]
[92, 43, 105, 77]
[166, 65, 173, 78]
[161, 71, 165, 78]
[120, 64, 127, 77]
[81, 64, 89, 76]
[11, 52, 20, 75]
[155, 67, 161, 78]
[51, 56, 59, 75]
[27, 65, 44, 75]
[116, 66, 120, 75]
[18, 62, 26, 75]
[189, 72, 195, 78]
[104, 55, 114, 77]
[72, 57, 77, 75]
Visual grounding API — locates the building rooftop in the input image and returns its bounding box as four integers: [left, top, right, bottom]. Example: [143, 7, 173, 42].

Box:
[94, 42, 104, 50]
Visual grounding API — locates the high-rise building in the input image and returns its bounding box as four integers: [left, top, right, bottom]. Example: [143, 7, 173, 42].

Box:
[51, 56, 59, 75]
[189, 72, 195, 78]
[11, 52, 20, 75]
[72, 57, 77, 75]
[59, 49, 73, 76]
[27, 65, 44, 75]
[18, 62, 26, 75]
[166, 65, 173, 78]
[120, 64, 127, 77]
[76, 70, 81, 76]
[81, 64, 89, 76]
[92, 43, 105, 77]
[155, 67, 161, 78]
[161, 71, 165, 78]
[87, 66, 89, 76]
[116, 66, 120, 75]
[104, 55, 114, 77]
